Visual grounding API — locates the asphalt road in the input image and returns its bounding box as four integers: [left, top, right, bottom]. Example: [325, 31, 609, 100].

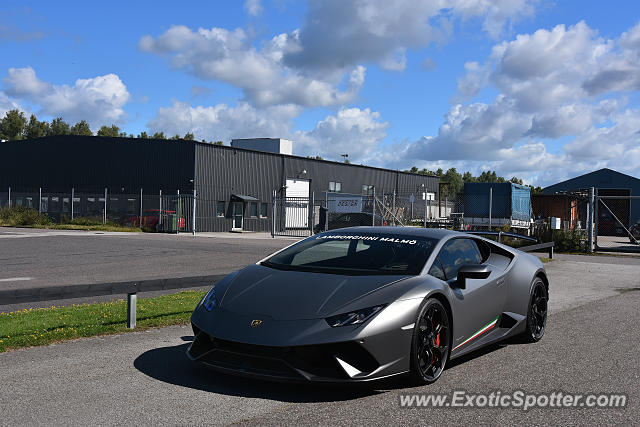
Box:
[0, 255, 638, 425]
[0, 228, 295, 289]
[0, 228, 297, 310]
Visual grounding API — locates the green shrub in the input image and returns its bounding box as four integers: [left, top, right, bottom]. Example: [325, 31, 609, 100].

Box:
[0, 206, 52, 227]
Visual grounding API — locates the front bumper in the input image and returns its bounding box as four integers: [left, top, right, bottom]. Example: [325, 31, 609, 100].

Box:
[187, 325, 384, 382]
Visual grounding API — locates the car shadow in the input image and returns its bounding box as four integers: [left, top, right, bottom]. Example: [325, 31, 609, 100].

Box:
[133, 342, 380, 402]
[134, 335, 528, 397]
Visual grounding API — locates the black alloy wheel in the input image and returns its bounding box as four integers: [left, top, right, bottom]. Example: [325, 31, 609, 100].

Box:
[410, 298, 451, 385]
[523, 279, 548, 342]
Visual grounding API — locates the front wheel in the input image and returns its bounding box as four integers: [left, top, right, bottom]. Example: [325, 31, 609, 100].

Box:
[521, 279, 548, 342]
[409, 298, 451, 385]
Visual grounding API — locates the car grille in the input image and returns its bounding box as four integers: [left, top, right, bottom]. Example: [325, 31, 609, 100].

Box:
[188, 327, 379, 381]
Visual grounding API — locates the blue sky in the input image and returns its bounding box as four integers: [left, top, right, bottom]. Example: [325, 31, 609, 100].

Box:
[1, 0, 640, 186]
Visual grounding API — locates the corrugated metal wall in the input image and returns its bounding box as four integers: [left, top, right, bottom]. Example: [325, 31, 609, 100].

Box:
[0, 136, 195, 193]
[195, 143, 440, 232]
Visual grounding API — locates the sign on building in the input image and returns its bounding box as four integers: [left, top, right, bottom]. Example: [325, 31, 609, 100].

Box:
[327, 193, 364, 213]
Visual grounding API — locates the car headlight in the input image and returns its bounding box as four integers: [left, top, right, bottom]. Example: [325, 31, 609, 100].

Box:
[325, 305, 385, 327]
[201, 287, 218, 312]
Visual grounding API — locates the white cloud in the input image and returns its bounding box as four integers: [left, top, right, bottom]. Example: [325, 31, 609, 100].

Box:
[3, 66, 130, 126]
[147, 101, 387, 162]
[390, 21, 640, 186]
[0, 91, 23, 117]
[283, 0, 535, 72]
[146, 101, 300, 142]
[244, 0, 263, 17]
[139, 25, 365, 108]
[293, 107, 388, 159]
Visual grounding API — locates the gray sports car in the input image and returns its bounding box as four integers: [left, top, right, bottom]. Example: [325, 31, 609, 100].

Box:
[188, 227, 549, 384]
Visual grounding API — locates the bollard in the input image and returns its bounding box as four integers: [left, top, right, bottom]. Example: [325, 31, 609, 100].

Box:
[127, 293, 137, 329]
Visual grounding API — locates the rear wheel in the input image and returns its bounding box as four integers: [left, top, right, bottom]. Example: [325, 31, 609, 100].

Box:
[409, 298, 451, 385]
[521, 279, 548, 342]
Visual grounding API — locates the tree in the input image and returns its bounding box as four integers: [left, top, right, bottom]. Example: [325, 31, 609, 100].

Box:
[442, 167, 464, 196]
[23, 114, 50, 139]
[70, 120, 92, 136]
[170, 134, 181, 140]
[183, 132, 194, 140]
[137, 131, 149, 139]
[152, 131, 166, 139]
[49, 117, 71, 136]
[0, 109, 27, 140]
[96, 125, 120, 137]
[118, 131, 128, 138]
[213, 140, 223, 145]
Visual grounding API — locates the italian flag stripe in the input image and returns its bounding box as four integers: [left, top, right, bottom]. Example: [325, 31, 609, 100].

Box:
[453, 315, 499, 351]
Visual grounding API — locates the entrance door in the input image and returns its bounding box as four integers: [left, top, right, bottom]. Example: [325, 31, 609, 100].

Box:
[232, 202, 243, 230]
[285, 178, 310, 229]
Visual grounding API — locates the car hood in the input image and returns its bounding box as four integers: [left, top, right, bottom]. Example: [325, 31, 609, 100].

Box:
[219, 264, 408, 320]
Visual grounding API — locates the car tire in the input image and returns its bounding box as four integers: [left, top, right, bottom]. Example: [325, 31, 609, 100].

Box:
[409, 298, 451, 385]
[521, 278, 548, 343]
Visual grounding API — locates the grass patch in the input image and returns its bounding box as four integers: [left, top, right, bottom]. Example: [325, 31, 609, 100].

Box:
[0, 290, 206, 352]
[538, 257, 554, 263]
[49, 223, 142, 232]
[0, 206, 142, 232]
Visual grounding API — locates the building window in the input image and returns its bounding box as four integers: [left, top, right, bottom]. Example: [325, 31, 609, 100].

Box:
[50, 196, 60, 212]
[249, 202, 258, 218]
[260, 203, 268, 218]
[362, 185, 375, 196]
[216, 201, 225, 217]
[329, 181, 342, 192]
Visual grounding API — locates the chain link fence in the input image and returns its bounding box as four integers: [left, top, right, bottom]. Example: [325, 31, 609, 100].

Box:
[0, 187, 194, 233]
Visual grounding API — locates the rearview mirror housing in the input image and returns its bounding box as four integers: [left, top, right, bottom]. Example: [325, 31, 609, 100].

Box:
[456, 264, 491, 289]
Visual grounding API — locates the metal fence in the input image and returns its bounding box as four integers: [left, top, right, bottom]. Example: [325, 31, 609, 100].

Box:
[594, 193, 640, 252]
[0, 186, 195, 233]
[271, 193, 315, 237]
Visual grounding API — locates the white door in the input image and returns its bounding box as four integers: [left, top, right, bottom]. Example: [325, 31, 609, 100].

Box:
[285, 178, 310, 228]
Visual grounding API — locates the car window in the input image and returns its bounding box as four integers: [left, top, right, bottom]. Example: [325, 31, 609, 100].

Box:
[428, 259, 446, 281]
[437, 238, 483, 280]
[264, 232, 438, 276]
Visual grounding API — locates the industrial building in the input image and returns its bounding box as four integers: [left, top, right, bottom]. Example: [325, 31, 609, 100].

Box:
[543, 168, 640, 234]
[0, 136, 440, 233]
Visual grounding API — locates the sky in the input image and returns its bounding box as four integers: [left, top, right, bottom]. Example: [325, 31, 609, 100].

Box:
[1, 0, 640, 186]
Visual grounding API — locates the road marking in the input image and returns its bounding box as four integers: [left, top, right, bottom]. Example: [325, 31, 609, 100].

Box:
[0, 277, 34, 282]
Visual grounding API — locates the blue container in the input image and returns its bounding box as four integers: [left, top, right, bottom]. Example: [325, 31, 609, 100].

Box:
[463, 182, 531, 221]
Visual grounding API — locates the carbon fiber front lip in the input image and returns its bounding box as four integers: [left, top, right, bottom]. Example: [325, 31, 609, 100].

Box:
[186, 330, 398, 383]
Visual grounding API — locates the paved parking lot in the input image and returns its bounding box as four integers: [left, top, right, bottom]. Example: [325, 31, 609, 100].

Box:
[0, 249, 638, 425]
[0, 227, 297, 310]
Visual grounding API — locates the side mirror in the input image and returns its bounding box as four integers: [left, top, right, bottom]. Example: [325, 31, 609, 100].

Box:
[456, 264, 491, 289]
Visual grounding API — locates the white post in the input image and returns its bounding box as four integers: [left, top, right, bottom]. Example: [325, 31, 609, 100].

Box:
[424, 196, 427, 228]
[177, 189, 180, 234]
[372, 187, 376, 226]
[139, 188, 143, 228]
[127, 293, 137, 329]
[39, 187, 42, 214]
[159, 189, 162, 229]
[489, 187, 493, 229]
[588, 187, 594, 252]
[103, 188, 107, 225]
[71, 188, 75, 220]
[8, 186, 11, 207]
[192, 188, 196, 235]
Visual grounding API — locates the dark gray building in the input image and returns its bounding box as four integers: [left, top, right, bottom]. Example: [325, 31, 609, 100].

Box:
[0, 136, 440, 232]
[543, 168, 640, 228]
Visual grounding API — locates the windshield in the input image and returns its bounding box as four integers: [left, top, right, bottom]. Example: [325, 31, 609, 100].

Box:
[262, 232, 438, 275]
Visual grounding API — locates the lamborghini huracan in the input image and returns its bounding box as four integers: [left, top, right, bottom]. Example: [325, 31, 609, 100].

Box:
[188, 227, 549, 384]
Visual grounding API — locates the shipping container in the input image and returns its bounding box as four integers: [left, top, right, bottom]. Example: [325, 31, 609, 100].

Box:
[532, 194, 580, 229]
[463, 182, 531, 228]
